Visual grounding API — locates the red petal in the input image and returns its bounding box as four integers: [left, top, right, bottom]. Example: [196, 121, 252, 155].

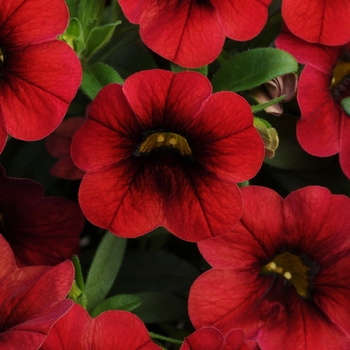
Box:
[123, 70, 212, 130]
[0, 235, 74, 348]
[339, 115, 350, 179]
[296, 65, 341, 156]
[211, 0, 271, 40]
[192, 92, 264, 182]
[181, 327, 225, 350]
[282, 0, 350, 45]
[0, 0, 68, 47]
[50, 158, 86, 180]
[1, 41, 81, 141]
[275, 30, 340, 73]
[125, 0, 225, 67]
[41, 304, 161, 349]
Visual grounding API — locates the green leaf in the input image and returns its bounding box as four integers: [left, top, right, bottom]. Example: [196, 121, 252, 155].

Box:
[341, 97, 350, 116]
[78, 0, 105, 33]
[170, 63, 208, 76]
[85, 232, 127, 312]
[84, 22, 121, 61]
[82, 62, 123, 99]
[65, 0, 78, 18]
[91, 294, 142, 318]
[212, 48, 298, 92]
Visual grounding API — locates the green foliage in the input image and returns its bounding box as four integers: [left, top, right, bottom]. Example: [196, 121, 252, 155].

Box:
[341, 97, 350, 116]
[85, 232, 127, 312]
[212, 48, 298, 92]
[91, 294, 142, 317]
[82, 62, 123, 99]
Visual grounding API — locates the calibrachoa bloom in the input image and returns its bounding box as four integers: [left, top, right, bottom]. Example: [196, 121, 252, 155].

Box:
[46, 117, 86, 180]
[281, 0, 350, 46]
[0, 166, 84, 267]
[276, 31, 350, 178]
[118, 0, 272, 68]
[71, 69, 264, 242]
[189, 186, 350, 349]
[0, 234, 74, 349]
[0, 0, 82, 152]
[40, 304, 161, 349]
[180, 327, 261, 350]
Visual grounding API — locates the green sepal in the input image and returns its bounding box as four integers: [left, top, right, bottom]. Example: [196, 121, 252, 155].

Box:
[251, 95, 286, 114]
[170, 63, 208, 76]
[59, 17, 84, 53]
[212, 48, 298, 92]
[85, 232, 127, 312]
[65, 0, 79, 18]
[90, 294, 142, 318]
[82, 62, 124, 100]
[341, 97, 350, 116]
[254, 116, 272, 128]
[84, 21, 121, 61]
[78, 0, 105, 34]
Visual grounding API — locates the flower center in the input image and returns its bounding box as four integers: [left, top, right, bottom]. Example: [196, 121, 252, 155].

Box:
[330, 55, 350, 104]
[261, 252, 314, 298]
[136, 132, 192, 157]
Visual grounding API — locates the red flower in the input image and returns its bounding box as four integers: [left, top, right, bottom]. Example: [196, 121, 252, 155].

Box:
[282, 0, 350, 46]
[180, 327, 260, 350]
[0, 0, 82, 152]
[41, 304, 161, 349]
[0, 234, 74, 349]
[276, 31, 350, 178]
[118, 0, 271, 68]
[0, 166, 84, 267]
[46, 117, 86, 180]
[189, 186, 350, 349]
[71, 69, 264, 242]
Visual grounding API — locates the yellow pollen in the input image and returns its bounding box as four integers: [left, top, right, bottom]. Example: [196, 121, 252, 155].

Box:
[169, 137, 177, 145]
[266, 261, 276, 270]
[136, 132, 192, 157]
[284, 271, 292, 280]
[275, 267, 283, 274]
[157, 135, 165, 143]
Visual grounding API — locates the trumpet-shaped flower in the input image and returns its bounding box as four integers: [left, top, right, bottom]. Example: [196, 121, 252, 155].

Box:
[189, 186, 350, 349]
[118, 0, 271, 68]
[41, 304, 161, 349]
[0, 234, 74, 349]
[71, 69, 264, 242]
[276, 30, 350, 178]
[0, 0, 82, 152]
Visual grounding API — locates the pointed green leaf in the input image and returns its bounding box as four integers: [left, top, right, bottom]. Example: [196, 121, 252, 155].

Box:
[78, 0, 105, 33]
[212, 48, 298, 92]
[84, 22, 121, 60]
[91, 294, 142, 318]
[82, 62, 124, 99]
[85, 232, 127, 312]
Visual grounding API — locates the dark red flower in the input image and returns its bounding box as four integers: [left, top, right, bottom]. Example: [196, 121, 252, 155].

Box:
[189, 186, 350, 349]
[282, 0, 350, 46]
[0, 0, 82, 152]
[276, 31, 350, 178]
[41, 303, 161, 350]
[0, 234, 74, 349]
[180, 327, 261, 350]
[118, 0, 272, 68]
[46, 117, 86, 180]
[0, 166, 84, 267]
[71, 69, 264, 242]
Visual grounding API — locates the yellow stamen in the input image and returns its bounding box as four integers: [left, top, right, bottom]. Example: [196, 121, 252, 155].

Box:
[261, 252, 311, 298]
[137, 132, 192, 157]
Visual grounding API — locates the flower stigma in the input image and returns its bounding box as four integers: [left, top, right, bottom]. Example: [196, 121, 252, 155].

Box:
[136, 132, 192, 157]
[260, 252, 314, 298]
